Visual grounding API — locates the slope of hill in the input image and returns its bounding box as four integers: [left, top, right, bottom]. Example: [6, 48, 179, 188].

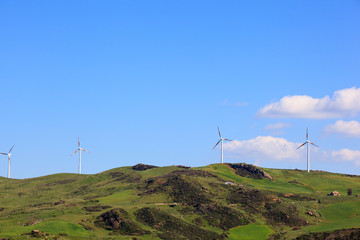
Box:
[0, 163, 359, 239]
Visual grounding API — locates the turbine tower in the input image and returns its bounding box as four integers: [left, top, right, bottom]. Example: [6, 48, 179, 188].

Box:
[213, 126, 232, 164]
[296, 128, 319, 173]
[71, 137, 89, 174]
[0, 145, 15, 178]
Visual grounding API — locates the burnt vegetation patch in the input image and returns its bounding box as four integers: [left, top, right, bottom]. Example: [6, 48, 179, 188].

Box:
[95, 208, 148, 236]
[135, 207, 223, 240]
[228, 163, 273, 180]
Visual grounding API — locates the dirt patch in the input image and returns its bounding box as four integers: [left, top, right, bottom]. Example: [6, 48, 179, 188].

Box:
[296, 228, 360, 240]
[132, 164, 158, 171]
[83, 205, 112, 212]
[95, 208, 148, 236]
[135, 207, 223, 240]
[193, 203, 249, 230]
[228, 163, 273, 180]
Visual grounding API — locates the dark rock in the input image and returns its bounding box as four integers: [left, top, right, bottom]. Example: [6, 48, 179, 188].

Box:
[132, 163, 158, 171]
[228, 163, 273, 180]
[328, 191, 340, 196]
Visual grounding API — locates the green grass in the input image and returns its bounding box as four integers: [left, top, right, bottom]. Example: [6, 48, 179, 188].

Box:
[32, 220, 93, 236]
[228, 223, 274, 240]
[0, 220, 93, 237]
[302, 201, 360, 232]
[0, 163, 360, 239]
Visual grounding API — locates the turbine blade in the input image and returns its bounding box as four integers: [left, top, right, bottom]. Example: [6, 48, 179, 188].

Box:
[224, 139, 232, 141]
[8, 145, 14, 153]
[70, 150, 78, 156]
[217, 126, 222, 138]
[310, 142, 319, 148]
[82, 149, 90, 153]
[296, 142, 307, 150]
[0, 153, 8, 155]
[78, 137, 80, 147]
[212, 140, 221, 149]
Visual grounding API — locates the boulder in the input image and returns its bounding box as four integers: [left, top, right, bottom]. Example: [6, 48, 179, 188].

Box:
[328, 191, 340, 196]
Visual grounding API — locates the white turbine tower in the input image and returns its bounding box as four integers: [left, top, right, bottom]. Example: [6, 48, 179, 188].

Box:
[71, 137, 89, 174]
[213, 126, 232, 164]
[0, 145, 15, 178]
[296, 128, 319, 173]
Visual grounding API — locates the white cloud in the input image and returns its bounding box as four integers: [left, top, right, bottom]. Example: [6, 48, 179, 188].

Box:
[257, 87, 360, 119]
[224, 136, 301, 162]
[324, 120, 360, 137]
[264, 123, 291, 130]
[331, 149, 360, 167]
[223, 136, 360, 169]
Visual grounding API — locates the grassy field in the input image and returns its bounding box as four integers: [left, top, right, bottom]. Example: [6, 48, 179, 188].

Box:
[228, 223, 274, 240]
[0, 163, 359, 239]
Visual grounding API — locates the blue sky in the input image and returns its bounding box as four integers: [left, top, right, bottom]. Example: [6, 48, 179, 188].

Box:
[1, 1, 360, 178]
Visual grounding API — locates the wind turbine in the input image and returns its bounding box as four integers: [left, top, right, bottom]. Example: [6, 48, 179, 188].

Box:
[71, 137, 89, 174]
[296, 128, 319, 173]
[0, 145, 15, 178]
[213, 126, 232, 164]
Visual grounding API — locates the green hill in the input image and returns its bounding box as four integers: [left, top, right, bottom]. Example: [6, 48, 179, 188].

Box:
[0, 163, 359, 239]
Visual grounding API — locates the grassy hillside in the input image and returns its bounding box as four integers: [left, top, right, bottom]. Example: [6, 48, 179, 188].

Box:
[0, 163, 359, 239]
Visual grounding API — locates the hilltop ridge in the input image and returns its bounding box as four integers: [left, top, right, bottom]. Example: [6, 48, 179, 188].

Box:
[0, 163, 359, 239]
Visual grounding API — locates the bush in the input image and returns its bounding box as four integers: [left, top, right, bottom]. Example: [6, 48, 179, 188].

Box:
[348, 188, 352, 196]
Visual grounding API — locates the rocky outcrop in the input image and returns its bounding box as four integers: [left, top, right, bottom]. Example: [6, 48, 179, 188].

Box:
[228, 163, 273, 180]
[328, 191, 340, 196]
[132, 163, 158, 171]
[95, 208, 148, 235]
